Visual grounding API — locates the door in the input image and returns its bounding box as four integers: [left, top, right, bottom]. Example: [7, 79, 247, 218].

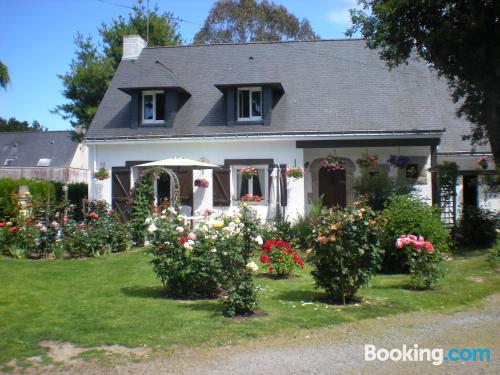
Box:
[319, 167, 347, 208]
[112, 166, 131, 222]
[463, 175, 478, 208]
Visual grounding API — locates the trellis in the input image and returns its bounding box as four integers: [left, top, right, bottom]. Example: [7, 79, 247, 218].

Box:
[436, 162, 460, 226]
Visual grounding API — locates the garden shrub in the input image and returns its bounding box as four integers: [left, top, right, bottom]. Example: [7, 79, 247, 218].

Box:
[381, 195, 450, 273]
[353, 171, 414, 211]
[310, 201, 384, 304]
[395, 234, 446, 289]
[452, 206, 498, 249]
[259, 240, 304, 278]
[489, 240, 500, 268]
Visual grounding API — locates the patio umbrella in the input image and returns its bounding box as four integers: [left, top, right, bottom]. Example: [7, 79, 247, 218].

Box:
[136, 158, 220, 169]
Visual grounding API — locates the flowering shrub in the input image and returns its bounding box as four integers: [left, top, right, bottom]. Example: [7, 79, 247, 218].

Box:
[241, 166, 258, 178]
[93, 167, 110, 180]
[395, 234, 446, 289]
[477, 156, 489, 170]
[320, 153, 344, 171]
[286, 167, 304, 179]
[356, 154, 378, 168]
[387, 155, 410, 169]
[240, 194, 262, 203]
[310, 201, 384, 303]
[259, 240, 304, 277]
[194, 178, 209, 188]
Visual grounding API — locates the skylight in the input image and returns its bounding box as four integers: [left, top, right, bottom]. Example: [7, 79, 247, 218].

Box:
[37, 158, 52, 167]
[3, 159, 14, 166]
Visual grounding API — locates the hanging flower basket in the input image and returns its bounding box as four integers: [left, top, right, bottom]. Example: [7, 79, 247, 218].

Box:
[356, 154, 378, 168]
[240, 194, 262, 202]
[241, 166, 258, 178]
[387, 155, 410, 169]
[320, 153, 344, 171]
[286, 167, 304, 179]
[194, 178, 209, 188]
[93, 167, 110, 180]
[477, 157, 489, 170]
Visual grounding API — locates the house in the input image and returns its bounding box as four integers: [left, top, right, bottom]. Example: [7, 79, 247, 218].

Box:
[0, 131, 88, 184]
[84, 35, 499, 221]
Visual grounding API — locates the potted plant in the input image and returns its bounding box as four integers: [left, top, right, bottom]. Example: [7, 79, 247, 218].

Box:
[387, 155, 410, 169]
[286, 167, 304, 179]
[241, 166, 258, 178]
[320, 153, 344, 171]
[93, 167, 110, 180]
[356, 154, 378, 168]
[477, 156, 489, 170]
[194, 178, 209, 188]
[240, 194, 262, 203]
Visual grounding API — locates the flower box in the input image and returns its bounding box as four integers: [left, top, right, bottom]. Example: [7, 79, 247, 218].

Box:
[240, 166, 258, 178]
[240, 194, 262, 203]
[286, 167, 304, 179]
[93, 167, 110, 180]
[194, 178, 209, 188]
[356, 154, 378, 168]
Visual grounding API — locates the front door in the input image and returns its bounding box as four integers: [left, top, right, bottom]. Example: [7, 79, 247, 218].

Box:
[319, 167, 347, 208]
[111, 166, 131, 222]
[463, 175, 478, 208]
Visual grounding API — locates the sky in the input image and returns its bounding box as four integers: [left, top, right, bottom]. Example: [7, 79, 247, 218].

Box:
[0, 0, 359, 131]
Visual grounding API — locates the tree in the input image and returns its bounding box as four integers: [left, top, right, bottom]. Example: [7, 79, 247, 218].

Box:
[54, 0, 181, 139]
[348, 1, 500, 165]
[0, 117, 46, 132]
[194, 0, 318, 44]
[0, 60, 10, 90]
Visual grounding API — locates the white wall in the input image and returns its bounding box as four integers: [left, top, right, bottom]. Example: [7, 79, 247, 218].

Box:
[88, 139, 305, 221]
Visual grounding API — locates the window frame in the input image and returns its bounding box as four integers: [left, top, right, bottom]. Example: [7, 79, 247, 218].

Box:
[231, 164, 268, 204]
[142, 90, 165, 124]
[3, 159, 14, 166]
[237, 87, 262, 122]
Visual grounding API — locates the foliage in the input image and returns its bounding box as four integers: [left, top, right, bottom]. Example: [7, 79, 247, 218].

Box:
[129, 169, 157, 245]
[452, 206, 498, 249]
[0, 60, 9, 90]
[93, 167, 110, 180]
[356, 154, 378, 168]
[285, 167, 304, 179]
[436, 162, 460, 202]
[222, 268, 257, 317]
[353, 172, 414, 211]
[320, 153, 344, 171]
[54, 0, 181, 138]
[259, 239, 304, 278]
[194, 0, 318, 44]
[0, 117, 46, 132]
[348, 1, 500, 164]
[395, 234, 446, 289]
[489, 240, 500, 268]
[477, 156, 489, 170]
[310, 201, 384, 303]
[240, 166, 258, 178]
[380, 195, 450, 273]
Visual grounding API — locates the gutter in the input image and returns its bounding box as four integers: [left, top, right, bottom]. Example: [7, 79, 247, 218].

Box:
[85, 129, 445, 146]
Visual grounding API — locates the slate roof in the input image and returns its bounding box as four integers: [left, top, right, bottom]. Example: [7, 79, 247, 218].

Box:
[86, 39, 488, 154]
[0, 131, 78, 168]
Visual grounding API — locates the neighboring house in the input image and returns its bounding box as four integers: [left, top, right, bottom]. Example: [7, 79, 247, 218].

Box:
[0, 131, 88, 183]
[85, 35, 499, 221]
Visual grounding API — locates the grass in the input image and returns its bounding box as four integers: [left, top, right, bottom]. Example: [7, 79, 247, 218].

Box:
[0, 249, 498, 366]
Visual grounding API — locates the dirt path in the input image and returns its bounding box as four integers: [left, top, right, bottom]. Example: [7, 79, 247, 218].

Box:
[15, 294, 500, 375]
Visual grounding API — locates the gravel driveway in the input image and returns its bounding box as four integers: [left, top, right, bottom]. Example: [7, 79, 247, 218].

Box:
[19, 294, 500, 375]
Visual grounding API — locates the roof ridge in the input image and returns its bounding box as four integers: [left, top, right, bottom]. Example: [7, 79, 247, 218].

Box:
[0, 130, 72, 135]
[144, 38, 365, 50]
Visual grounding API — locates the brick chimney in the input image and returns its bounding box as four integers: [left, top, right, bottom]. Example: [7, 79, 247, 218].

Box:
[122, 35, 147, 60]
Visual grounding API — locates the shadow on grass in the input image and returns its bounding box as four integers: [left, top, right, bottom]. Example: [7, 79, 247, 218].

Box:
[178, 300, 222, 318]
[121, 286, 167, 299]
[275, 288, 325, 302]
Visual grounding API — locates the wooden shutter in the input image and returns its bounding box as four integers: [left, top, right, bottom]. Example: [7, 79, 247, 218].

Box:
[280, 164, 288, 206]
[176, 169, 193, 207]
[213, 168, 231, 206]
[112, 166, 131, 222]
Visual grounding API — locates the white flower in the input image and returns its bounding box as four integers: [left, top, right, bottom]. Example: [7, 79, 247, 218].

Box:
[255, 235, 263, 245]
[147, 223, 157, 234]
[246, 261, 259, 272]
[183, 240, 195, 251]
[144, 218, 152, 225]
[233, 217, 241, 224]
[211, 248, 217, 253]
[175, 226, 184, 233]
[144, 240, 151, 247]
[161, 209, 167, 215]
[167, 207, 177, 214]
[160, 215, 167, 220]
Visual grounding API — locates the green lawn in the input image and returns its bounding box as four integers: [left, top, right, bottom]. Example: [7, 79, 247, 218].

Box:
[0, 250, 498, 366]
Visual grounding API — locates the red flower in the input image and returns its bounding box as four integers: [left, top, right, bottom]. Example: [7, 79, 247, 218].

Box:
[268, 266, 274, 272]
[178, 237, 187, 245]
[260, 255, 271, 264]
[0, 222, 4, 227]
[8, 226, 18, 233]
[88, 212, 99, 220]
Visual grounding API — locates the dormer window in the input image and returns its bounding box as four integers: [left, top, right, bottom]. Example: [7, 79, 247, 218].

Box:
[237, 87, 262, 121]
[142, 90, 165, 124]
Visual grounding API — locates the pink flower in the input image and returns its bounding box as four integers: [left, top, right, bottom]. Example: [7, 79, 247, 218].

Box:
[88, 212, 99, 220]
[414, 241, 424, 250]
[175, 226, 184, 233]
[418, 236, 425, 242]
[187, 232, 196, 241]
[403, 237, 411, 245]
[408, 234, 417, 241]
[395, 239, 404, 249]
[51, 221, 59, 228]
[424, 242, 434, 253]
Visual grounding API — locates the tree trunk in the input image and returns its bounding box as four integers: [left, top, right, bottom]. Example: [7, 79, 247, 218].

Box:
[484, 90, 500, 166]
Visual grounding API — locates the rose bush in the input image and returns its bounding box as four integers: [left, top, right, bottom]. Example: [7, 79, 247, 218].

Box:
[310, 201, 384, 304]
[259, 239, 304, 278]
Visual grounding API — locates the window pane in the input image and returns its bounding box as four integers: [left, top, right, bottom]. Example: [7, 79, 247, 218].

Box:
[143, 95, 154, 120]
[156, 93, 165, 120]
[251, 90, 261, 117]
[253, 174, 263, 197]
[240, 175, 250, 196]
[239, 90, 250, 118]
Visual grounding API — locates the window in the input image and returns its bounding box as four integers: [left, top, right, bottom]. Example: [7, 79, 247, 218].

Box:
[3, 159, 14, 166]
[405, 164, 419, 178]
[142, 91, 165, 124]
[232, 165, 268, 203]
[37, 158, 52, 167]
[237, 87, 262, 121]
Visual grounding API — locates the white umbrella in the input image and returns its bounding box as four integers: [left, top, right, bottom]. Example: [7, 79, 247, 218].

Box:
[136, 158, 220, 169]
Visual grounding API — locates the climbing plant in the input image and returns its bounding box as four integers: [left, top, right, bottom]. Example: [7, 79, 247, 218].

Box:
[436, 162, 460, 225]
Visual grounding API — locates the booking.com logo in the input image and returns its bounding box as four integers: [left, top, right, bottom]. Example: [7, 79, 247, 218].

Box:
[365, 344, 492, 366]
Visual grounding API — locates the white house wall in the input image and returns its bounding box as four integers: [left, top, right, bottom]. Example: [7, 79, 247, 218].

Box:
[89, 139, 305, 221]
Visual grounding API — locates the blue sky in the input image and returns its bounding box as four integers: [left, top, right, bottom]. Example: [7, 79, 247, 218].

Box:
[0, 0, 359, 131]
